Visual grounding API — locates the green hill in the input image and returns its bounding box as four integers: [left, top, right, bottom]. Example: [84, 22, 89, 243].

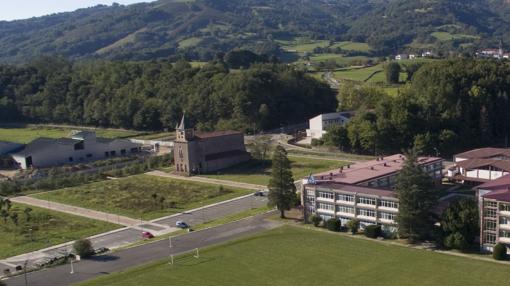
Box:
[0, 0, 509, 63]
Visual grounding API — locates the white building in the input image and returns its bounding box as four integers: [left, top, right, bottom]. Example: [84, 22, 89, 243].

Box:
[395, 54, 409, 60]
[12, 131, 142, 169]
[306, 112, 353, 139]
[447, 148, 510, 185]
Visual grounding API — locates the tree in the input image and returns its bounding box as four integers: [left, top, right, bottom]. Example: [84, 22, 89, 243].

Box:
[268, 145, 296, 218]
[24, 207, 33, 222]
[364, 225, 382, 238]
[251, 135, 272, 160]
[440, 198, 479, 250]
[10, 212, 18, 226]
[311, 214, 322, 227]
[73, 239, 95, 258]
[493, 243, 508, 261]
[395, 151, 437, 242]
[322, 124, 350, 150]
[346, 219, 360, 234]
[0, 209, 8, 223]
[326, 218, 342, 232]
[385, 62, 401, 84]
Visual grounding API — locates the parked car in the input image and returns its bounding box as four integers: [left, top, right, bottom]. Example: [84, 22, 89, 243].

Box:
[142, 231, 154, 239]
[254, 191, 264, 197]
[176, 221, 189, 229]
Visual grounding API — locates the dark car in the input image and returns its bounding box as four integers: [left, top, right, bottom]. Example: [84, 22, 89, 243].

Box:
[254, 191, 264, 197]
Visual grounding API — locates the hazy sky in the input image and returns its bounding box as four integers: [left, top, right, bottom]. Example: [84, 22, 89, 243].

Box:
[0, 0, 154, 21]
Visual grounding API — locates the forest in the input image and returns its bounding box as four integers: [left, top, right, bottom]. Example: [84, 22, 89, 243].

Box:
[331, 59, 510, 156]
[0, 56, 336, 132]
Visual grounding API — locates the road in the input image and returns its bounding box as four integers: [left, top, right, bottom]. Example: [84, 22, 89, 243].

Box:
[1, 194, 268, 272]
[4, 213, 279, 286]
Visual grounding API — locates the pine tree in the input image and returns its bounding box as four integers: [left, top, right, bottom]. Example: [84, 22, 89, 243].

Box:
[268, 145, 296, 218]
[395, 151, 437, 242]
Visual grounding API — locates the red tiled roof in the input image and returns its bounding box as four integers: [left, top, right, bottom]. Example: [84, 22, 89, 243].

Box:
[456, 158, 510, 172]
[483, 189, 510, 202]
[478, 174, 510, 202]
[195, 130, 242, 139]
[309, 182, 396, 198]
[455, 147, 510, 159]
[312, 154, 442, 185]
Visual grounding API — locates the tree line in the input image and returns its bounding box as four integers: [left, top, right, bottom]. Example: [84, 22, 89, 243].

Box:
[0, 57, 336, 133]
[325, 59, 510, 156]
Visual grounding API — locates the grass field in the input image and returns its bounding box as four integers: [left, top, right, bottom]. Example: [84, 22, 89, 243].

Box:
[281, 40, 330, 53]
[333, 65, 383, 82]
[32, 175, 252, 220]
[431, 32, 479, 42]
[308, 54, 370, 66]
[0, 203, 118, 259]
[178, 37, 202, 49]
[0, 126, 140, 144]
[330, 41, 371, 52]
[79, 225, 510, 286]
[202, 156, 346, 185]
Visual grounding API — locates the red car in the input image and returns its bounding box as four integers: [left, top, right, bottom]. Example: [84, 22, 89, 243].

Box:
[142, 231, 154, 239]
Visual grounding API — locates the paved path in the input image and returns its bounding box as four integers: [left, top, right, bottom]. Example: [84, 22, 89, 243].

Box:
[146, 170, 267, 190]
[4, 213, 280, 286]
[10, 196, 146, 227]
[1, 194, 268, 274]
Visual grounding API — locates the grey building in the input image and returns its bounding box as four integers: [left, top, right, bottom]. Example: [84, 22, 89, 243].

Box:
[11, 131, 141, 169]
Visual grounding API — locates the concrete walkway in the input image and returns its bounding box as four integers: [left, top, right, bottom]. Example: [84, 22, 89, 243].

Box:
[146, 170, 267, 191]
[10, 196, 147, 227]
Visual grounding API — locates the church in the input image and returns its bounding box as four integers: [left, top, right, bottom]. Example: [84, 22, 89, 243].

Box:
[173, 115, 250, 175]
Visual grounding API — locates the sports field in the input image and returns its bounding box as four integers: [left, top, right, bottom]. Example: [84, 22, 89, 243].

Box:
[32, 175, 252, 220]
[79, 225, 510, 286]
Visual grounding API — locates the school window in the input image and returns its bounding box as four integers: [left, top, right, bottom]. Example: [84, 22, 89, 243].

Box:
[500, 230, 510, 238]
[484, 233, 496, 244]
[86, 154, 93, 158]
[501, 216, 510, 225]
[500, 204, 510, 212]
[379, 212, 396, 221]
[317, 203, 334, 211]
[358, 197, 376, 205]
[336, 194, 354, 202]
[485, 209, 497, 218]
[336, 205, 354, 214]
[485, 220, 497, 231]
[317, 192, 334, 200]
[68, 157, 73, 162]
[379, 200, 398, 209]
[485, 201, 497, 208]
[357, 209, 376, 217]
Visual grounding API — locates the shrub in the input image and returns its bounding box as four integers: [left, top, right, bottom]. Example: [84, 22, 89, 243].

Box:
[346, 219, 360, 234]
[311, 138, 324, 147]
[364, 225, 382, 239]
[311, 215, 322, 227]
[493, 243, 508, 261]
[444, 232, 468, 251]
[73, 239, 95, 258]
[326, 218, 342, 232]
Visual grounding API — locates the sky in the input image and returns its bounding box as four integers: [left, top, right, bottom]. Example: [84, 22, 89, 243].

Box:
[0, 0, 153, 21]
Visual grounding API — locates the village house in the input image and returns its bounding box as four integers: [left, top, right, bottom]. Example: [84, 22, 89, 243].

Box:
[173, 115, 250, 175]
[306, 112, 353, 139]
[11, 131, 141, 169]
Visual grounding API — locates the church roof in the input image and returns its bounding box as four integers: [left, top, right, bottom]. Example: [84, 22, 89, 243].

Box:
[195, 130, 242, 139]
[176, 114, 187, 130]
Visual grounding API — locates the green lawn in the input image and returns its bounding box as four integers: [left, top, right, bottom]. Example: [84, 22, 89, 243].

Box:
[281, 40, 330, 53]
[431, 32, 479, 42]
[330, 41, 371, 52]
[308, 54, 370, 66]
[0, 203, 119, 259]
[333, 65, 383, 82]
[32, 175, 252, 220]
[202, 156, 346, 185]
[178, 37, 202, 49]
[0, 126, 140, 144]
[79, 225, 510, 286]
